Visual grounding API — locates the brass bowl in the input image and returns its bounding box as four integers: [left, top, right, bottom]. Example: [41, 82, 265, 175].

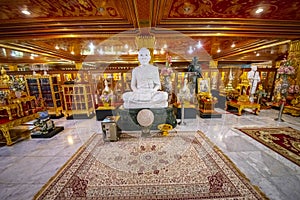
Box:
[157, 124, 173, 136]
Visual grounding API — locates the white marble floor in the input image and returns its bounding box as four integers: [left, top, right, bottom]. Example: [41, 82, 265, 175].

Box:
[0, 109, 299, 200]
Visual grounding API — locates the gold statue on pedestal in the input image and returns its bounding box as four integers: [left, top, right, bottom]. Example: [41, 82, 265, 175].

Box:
[0, 67, 10, 85]
[237, 72, 250, 103]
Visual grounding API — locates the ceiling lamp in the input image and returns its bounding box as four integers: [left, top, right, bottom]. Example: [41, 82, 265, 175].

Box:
[255, 8, 264, 14]
[55, 45, 59, 50]
[217, 48, 221, 53]
[21, 10, 31, 15]
[231, 43, 236, 48]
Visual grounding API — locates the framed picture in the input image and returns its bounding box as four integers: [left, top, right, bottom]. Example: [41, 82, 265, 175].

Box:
[198, 78, 210, 93]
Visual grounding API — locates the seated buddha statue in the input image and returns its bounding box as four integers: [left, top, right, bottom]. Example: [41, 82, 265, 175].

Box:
[122, 47, 168, 109]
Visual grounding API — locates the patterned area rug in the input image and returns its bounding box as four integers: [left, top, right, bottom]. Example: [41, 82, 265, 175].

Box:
[237, 127, 300, 167]
[34, 131, 267, 200]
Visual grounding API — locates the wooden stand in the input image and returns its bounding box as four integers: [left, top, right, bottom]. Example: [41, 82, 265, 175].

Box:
[96, 106, 116, 121]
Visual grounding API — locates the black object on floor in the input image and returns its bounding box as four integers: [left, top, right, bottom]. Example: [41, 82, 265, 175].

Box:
[31, 126, 64, 138]
[66, 113, 95, 120]
[49, 113, 64, 119]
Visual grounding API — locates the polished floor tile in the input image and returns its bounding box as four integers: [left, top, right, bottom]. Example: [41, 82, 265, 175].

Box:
[0, 109, 299, 200]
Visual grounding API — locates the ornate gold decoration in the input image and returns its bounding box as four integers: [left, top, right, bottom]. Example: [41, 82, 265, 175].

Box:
[158, 124, 173, 136]
[135, 35, 155, 49]
[0, 113, 39, 146]
[226, 101, 260, 116]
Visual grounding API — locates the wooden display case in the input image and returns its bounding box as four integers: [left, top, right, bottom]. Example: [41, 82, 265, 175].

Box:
[25, 75, 63, 117]
[62, 84, 95, 118]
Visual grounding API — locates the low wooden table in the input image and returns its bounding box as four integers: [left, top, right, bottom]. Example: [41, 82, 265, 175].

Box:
[226, 101, 260, 116]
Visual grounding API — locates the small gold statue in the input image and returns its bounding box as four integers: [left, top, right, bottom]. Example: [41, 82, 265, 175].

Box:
[0, 67, 10, 84]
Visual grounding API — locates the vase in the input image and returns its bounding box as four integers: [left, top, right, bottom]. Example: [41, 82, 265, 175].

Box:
[280, 74, 289, 97]
[15, 91, 22, 98]
[275, 74, 289, 122]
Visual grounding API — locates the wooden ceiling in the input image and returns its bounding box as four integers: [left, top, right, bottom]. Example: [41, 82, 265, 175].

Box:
[0, 0, 299, 67]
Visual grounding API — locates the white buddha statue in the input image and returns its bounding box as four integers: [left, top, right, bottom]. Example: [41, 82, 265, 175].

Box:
[122, 47, 168, 109]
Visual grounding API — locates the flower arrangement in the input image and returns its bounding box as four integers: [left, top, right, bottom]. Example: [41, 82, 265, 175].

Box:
[277, 58, 295, 75]
[100, 91, 113, 104]
[160, 54, 173, 76]
[9, 76, 26, 92]
[288, 84, 300, 94]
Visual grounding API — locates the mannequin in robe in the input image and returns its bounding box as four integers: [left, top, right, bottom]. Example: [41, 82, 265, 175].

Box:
[247, 65, 260, 102]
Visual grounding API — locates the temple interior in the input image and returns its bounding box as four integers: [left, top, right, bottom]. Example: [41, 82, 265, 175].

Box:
[0, 1, 300, 200]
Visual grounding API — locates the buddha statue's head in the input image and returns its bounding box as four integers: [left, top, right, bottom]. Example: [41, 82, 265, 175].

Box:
[138, 47, 151, 65]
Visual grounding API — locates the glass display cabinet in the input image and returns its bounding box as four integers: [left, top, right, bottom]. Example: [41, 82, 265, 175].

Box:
[62, 84, 95, 118]
[25, 75, 63, 117]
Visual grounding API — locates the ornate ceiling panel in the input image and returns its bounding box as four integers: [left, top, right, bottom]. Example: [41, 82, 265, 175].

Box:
[166, 0, 300, 20]
[0, 0, 299, 66]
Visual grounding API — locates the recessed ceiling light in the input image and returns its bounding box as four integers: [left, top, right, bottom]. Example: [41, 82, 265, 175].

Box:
[21, 10, 31, 15]
[255, 8, 264, 14]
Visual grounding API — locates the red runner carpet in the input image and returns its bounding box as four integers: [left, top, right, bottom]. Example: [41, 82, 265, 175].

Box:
[237, 127, 300, 167]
